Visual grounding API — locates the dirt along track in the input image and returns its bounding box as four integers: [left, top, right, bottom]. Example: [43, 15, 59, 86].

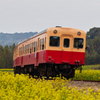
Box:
[32, 76, 100, 92]
[68, 80, 100, 92]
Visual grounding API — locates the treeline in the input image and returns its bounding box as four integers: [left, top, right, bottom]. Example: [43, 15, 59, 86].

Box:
[0, 43, 16, 68]
[85, 27, 100, 65]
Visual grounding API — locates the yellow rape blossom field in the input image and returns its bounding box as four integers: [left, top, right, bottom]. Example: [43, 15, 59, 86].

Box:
[0, 71, 100, 100]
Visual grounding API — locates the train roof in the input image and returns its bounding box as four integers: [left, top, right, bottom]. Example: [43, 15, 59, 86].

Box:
[18, 29, 48, 45]
[18, 27, 86, 45]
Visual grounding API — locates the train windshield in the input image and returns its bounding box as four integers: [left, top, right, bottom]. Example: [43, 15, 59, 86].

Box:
[50, 36, 60, 47]
[74, 38, 84, 48]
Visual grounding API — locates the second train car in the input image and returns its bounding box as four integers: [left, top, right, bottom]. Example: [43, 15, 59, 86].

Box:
[13, 26, 86, 79]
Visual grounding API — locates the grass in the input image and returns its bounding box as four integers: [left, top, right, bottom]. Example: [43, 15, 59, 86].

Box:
[0, 69, 13, 72]
[73, 70, 100, 81]
[81, 64, 100, 70]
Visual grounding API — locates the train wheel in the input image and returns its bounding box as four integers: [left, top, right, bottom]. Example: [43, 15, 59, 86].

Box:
[65, 69, 75, 79]
[24, 67, 27, 74]
[40, 69, 45, 78]
[21, 68, 24, 74]
[47, 66, 52, 78]
[55, 65, 75, 79]
[18, 67, 21, 75]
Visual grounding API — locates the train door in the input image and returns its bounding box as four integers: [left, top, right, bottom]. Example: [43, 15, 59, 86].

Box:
[21, 45, 24, 67]
[37, 38, 40, 64]
[61, 35, 72, 64]
[35, 41, 38, 66]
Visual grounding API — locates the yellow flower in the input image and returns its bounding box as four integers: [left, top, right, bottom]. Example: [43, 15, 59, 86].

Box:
[0, 70, 100, 100]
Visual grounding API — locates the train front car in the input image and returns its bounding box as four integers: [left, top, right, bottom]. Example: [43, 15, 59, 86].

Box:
[46, 27, 86, 79]
[13, 27, 86, 79]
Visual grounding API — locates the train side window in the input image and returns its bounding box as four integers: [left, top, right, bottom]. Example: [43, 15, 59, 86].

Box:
[35, 42, 37, 51]
[26, 45, 28, 54]
[28, 44, 30, 53]
[25, 46, 26, 54]
[27, 45, 28, 54]
[30, 44, 32, 53]
[44, 37, 46, 49]
[19, 48, 21, 55]
[74, 38, 84, 48]
[40, 40, 42, 50]
[23, 47, 24, 54]
[50, 36, 60, 47]
[25, 45, 27, 54]
[42, 39, 44, 50]
[34, 42, 35, 52]
[19, 48, 20, 56]
[19, 47, 22, 56]
[24, 46, 25, 54]
[64, 38, 70, 47]
[32, 43, 34, 52]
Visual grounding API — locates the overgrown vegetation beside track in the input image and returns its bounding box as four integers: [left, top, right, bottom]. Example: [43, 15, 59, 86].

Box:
[82, 65, 100, 70]
[72, 65, 100, 81]
[0, 69, 13, 72]
[73, 70, 100, 81]
[0, 72, 100, 100]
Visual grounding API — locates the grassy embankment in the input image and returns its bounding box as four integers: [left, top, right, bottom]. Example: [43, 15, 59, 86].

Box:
[73, 65, 100, 81]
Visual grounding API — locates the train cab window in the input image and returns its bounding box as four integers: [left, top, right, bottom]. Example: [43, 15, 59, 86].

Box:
[74, 38, 84, 48]
[50, 36, 60, 47]
[64, 38, 70, 47]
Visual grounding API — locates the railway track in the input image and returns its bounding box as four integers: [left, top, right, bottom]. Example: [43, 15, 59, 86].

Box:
[71, 80, 100, 82]
[31, 76, 100, 82]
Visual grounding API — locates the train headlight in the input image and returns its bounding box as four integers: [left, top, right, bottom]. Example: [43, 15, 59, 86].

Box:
[48, 56, 52, 62]
[77, 31, 81, 35]
[53, 30, 57, 34]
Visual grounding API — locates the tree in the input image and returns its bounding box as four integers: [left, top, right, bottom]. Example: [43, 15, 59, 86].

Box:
[0, 43, 16, 68]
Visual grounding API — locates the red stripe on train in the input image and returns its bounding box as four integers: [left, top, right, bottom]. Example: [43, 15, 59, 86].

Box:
[13, 50, 85, 67]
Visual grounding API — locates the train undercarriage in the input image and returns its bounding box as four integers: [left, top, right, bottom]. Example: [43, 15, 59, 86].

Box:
[14, 64, 76, 79]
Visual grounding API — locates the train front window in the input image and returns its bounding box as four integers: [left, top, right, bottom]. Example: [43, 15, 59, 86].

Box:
[50, 36, 60, 47]
[64, 38, 70, 47]
[74, 38, 84, 48]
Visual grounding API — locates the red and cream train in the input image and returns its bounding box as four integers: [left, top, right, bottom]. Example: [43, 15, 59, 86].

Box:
[13, 26, 86, 79]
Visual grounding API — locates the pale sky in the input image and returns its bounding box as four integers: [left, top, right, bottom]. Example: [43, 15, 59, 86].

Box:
[0, 0, 100, 33]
